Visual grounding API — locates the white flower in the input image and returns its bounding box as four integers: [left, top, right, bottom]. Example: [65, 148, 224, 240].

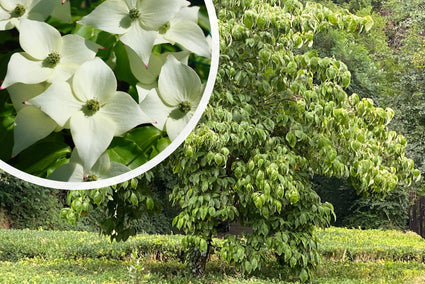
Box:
[28, 58, 149, 170]
[154, 5, 211, 58]
[138, 55, 203, 140]
[7, 83, 59, 155]
[48, 149, 130, 182]
[0, 0, 56, 30]
[78, 0, 184, 66]
[1, 19, 100, 89]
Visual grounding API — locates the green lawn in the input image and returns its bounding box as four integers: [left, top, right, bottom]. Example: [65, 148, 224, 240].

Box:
[1, 228, 425, 283]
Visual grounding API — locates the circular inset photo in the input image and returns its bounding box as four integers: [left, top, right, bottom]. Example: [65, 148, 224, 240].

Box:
[0, 0, 219, 189]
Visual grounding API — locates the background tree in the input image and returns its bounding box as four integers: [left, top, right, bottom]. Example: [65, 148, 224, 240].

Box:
[303, 0, 425, 229]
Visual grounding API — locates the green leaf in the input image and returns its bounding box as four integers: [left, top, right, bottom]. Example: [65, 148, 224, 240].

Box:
[198, 7, 211, 32]
[107, 137, 148, 169]
[328, 14, 338, 25]
[114, 41, 138, 85]
[286, 131, 297, 148]
[289, 190, 300, 205]
[10, 132, 71, 177]
[244, 260, 252, 273]
[200, 207, 208, 220]
[146, 197, 154, 210]
[93, 191, 103, 206]
[124, 126, 164, 151]
[299, 268, 308, 282]
[237, 247, 244, 260]
[73, 24, 102, 42]
[130, 192, 138, 206]
[0, 91, 14, 161]
[176, 218, 184, 230]
[130, 178, 138, 189]
[155, 137, 171, 153]
[200, 239, 207, 252]
[364, 16, 374, 32]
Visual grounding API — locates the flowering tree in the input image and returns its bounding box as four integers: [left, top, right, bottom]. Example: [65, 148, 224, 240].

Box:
[0, 0, 212, 185]
[63, 0, 419, 281]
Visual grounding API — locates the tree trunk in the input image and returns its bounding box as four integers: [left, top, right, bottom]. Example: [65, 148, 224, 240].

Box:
[189, 239, 211, 276]
[0, 208, 10, 229]
[409, 190, 425, 238]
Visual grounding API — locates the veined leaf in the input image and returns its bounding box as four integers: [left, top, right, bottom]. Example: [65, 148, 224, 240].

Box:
[10, 132, 71, 177]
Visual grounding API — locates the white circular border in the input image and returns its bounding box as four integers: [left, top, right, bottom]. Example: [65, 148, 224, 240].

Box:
[0, 0, 220, 190]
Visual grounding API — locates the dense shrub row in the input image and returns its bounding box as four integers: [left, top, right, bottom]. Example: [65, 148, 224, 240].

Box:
[317, 227, 425, 262]
[1, 227, 425, 264]
[0, 230, 185, 262]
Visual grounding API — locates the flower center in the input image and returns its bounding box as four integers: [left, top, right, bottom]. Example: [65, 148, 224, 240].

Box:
[86, 99, 101, 113]
[158, 22, 170, 34]
[129, 8, 140, 21]
[12, 4, 25, 17]
[44, 52, 60, 67]
[178, 101, 191, 114]
[84, 174, 98, 182]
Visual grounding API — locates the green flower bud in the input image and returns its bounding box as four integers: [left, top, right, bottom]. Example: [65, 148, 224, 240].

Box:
[85, 99, 101, 114]
[12, 4, 25, 17]
[178, 101, 191, 114]
[44, 52, 61, 67]
[129, 8, 141, 21]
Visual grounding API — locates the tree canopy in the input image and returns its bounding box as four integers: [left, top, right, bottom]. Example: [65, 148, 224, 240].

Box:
[62, 0, 420, 281]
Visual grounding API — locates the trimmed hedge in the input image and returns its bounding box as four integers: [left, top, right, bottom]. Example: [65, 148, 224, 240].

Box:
[0, 258, 132, 284]
[0, 229, 185, 262]
[1, 227, 425, 264]
[2, 228, 425, 283]
[316, 227, 425, 262]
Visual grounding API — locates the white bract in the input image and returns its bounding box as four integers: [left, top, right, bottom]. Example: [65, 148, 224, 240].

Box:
[0, 0, 55, 30]
[138, 55, 203, 140]
[126, 46, 190, 91]
[1, 19, 99, 89]
[7, 83, 59, 155]
[29, 58, 149, 170]
[155, 5, 211, 58]
[79, 0, 183, 66]
[49, 150, 130, 182]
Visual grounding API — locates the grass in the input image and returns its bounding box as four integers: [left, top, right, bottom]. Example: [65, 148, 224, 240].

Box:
[1, 227, 425, 283]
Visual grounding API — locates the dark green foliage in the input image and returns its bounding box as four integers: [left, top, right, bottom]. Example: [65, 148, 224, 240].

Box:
[0, 172, 61, 230]
[0, 171, 100, 231]
[127, 165, 180, 235]
[314, 175, 409, 230]
[342, 189, 409, 230]
[313, 176, 358, 227]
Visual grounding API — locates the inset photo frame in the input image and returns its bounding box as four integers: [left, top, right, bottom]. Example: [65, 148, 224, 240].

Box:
[0, 0, 219, 190]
